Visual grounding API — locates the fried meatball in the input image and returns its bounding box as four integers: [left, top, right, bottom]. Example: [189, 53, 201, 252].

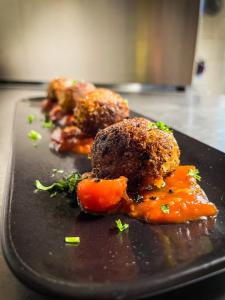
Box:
[47, 77, 73, 101]
[74, 88, 129, 137]
[58, 82, 96, 114]
[91, 118, 180, 189]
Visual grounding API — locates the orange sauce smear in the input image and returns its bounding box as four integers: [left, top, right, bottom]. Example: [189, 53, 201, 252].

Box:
[72, 138, 93, 155]
[128, 166, 218, 223]
[50, 126, 93, 155]
[77, 166, 218, 223]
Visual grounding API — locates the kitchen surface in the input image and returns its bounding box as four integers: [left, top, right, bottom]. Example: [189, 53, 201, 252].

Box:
[0, 0, 225, 299]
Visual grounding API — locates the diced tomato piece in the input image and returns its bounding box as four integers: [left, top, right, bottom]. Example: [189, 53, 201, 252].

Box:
[77, 177, 127, 213]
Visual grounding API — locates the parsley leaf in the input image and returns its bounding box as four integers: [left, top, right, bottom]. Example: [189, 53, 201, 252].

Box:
[161, 204, 170, 214]
[155, 121, 172, 133]
[42, 120, 54, 129]
[115, 219, 129, 232]
[35, 171, 83, 197]
[65, 236, 80, 244]
[188, 168, 201, 181]
[27, 114, 36, 124]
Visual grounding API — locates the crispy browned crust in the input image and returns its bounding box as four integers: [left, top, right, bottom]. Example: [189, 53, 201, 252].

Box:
[58, 82, 96, 114]
[47, 77, 73, 101]
[91, 118, 180, 188]
[74, 88, 129, 137]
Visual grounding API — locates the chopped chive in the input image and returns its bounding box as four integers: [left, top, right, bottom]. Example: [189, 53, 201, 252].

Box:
[27, 114, 36, 124]
[161, 204, 170, 214]
[50, 191, 58, 198]
[188, 168, 201, 181]
[115, 219, 129, 232]
[65, 236, 80, 244]
[42, 120, 54, 129]
[28, 130, 42, 146]
[51, 169, 64, 177]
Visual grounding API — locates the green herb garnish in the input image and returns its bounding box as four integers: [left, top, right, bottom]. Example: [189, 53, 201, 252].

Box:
[28, 130, 42, 146]
[72, 80, 79, 85]
[42, 120, 54, 129]
[147, 121, 172, 133]
[65, 236, 80, 244]
[27, 114, 36, 124]
[147, 121, 155, 129]
[115, 219, 129, 232]
[155, 121, 172, 133]
[35, 171, 83, 197]
[51, 168, 64, 177]
[188, 168, 201, 181]
[160, 204, 170, 214]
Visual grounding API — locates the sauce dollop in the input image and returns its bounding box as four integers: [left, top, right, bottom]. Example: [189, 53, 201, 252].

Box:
[77, 166, 218, 223]
[50, 126, 93, 155]
[129, 166, 217, 223]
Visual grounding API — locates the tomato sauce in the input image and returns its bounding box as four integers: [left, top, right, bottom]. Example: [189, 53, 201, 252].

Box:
[77, 177, 128, 212]
[72, 138, 93, 155]
[50, 126, 93, 155]
[77, 166, 218, 223]
[128, 166, 217, 223]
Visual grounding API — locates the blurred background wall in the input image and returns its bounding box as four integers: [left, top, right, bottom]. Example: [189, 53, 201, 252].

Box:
[0, 0, 199, 86]
[194, 0, 225, 95]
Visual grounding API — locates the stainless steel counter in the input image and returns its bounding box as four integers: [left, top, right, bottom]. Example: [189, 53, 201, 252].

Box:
[0, 84, 224, 300]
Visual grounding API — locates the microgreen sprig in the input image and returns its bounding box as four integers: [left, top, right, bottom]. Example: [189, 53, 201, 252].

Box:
[34, 171, 84, 197]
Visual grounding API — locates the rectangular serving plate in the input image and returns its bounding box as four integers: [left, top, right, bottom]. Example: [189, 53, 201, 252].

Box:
[2, 98, 225, 300]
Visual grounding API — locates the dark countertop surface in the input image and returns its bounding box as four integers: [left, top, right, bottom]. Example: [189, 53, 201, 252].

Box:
[0, 84, 225, 300]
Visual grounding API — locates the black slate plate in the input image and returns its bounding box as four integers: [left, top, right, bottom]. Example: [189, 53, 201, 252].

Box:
[2, 98, 225, 300]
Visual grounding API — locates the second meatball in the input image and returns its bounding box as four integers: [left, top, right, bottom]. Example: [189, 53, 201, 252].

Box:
[58, 82, 96, 114]
[74, 88, 129, 137]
